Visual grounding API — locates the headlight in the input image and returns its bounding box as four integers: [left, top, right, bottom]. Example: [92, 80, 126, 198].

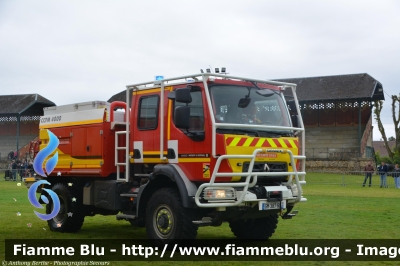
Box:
[203, 187, 236, 200]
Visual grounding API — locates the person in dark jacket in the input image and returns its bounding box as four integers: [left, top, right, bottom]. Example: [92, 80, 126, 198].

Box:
[363, 161, 374, 187]
[27, 160, 34, 177]
[377, 161, 388, 188]
[11, 160, 17, 181]
[393, 164, 400, 189]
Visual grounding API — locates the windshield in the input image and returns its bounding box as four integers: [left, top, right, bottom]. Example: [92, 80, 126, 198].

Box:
[209, 85, 292, 136]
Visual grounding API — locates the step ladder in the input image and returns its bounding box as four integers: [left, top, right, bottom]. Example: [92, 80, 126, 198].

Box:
[115, 128, 129, 182]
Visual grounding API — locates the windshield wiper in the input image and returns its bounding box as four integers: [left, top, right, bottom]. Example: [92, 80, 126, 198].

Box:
[217, 128, 259, 136]
[217, 128, 293, 138]
[262, 131, 293, 137]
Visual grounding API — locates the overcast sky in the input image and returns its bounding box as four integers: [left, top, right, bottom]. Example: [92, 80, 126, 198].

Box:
[0, 0, 399, 140]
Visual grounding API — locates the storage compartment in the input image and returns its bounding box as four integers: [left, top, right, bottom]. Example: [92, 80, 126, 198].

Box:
[94, 180, 122, 210]
[83, 182, 94, 205]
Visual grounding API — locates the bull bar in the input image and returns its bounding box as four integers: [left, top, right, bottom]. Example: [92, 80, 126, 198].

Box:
[194, 148, 307, 208]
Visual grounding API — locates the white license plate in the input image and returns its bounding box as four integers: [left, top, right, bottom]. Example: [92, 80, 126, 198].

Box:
[261, 202, 280, 210]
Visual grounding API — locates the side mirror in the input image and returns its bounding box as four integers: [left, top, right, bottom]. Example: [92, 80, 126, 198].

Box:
[175, 88, 192, 103]
[238, 97, 251, 108]
[174, 106, 190, 129]
[167, 91, 176, 100]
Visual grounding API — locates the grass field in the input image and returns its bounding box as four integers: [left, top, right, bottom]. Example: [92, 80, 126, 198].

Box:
[1, 172, 399, 265]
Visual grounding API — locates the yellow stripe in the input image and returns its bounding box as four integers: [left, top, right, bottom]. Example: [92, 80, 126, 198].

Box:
[143, 151, 168, 155]
[167, 99, 172, 140]
[229, 137, 241, 146]
[40, 119, 103, 129]
[243, 138, 253, 147]
[267, 139, 277, 148]
[136, 88, 160, 95]
[288, 139, 297, 148]
[143, 159, 166, 163]
[179, 158, 211, 163]
[255, 139, 264, 147]
[135, 86, 173, 95]
[278, 139, 287, 148]
[85, 165, 102, 168]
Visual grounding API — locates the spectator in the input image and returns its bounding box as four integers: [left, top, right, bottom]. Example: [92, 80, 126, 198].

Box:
[17, 161, 23, 181]
[27, 160, 34, 177]
[377, 161, 388, 188]
[362, 161, 374, 187]
[23, 159, 28, 178]
[11, 160, 17, 181]
[393, 164, 400, 189]
[8, 150, 14, 160]
[4, 162, 11, 181]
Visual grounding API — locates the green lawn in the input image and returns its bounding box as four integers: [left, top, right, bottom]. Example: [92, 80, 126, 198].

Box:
[1, 172, 399, 265]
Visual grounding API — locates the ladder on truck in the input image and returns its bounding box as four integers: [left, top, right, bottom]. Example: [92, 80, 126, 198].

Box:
[114, 78, 176, 184]
[110, 100, 130, 182]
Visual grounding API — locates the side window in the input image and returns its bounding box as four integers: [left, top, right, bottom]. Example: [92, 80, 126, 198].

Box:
[175, 90, 204, 131]
[138, 95, 159, 130]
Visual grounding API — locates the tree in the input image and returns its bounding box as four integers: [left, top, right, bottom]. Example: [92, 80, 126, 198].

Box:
[374, 94, 400, 161]
[388, 136, 396, 141]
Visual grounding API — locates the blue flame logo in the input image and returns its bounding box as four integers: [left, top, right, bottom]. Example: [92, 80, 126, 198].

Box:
[30, 129, 61, 221]
[28, 180, 60, 220]
[33, 130, 59, 177]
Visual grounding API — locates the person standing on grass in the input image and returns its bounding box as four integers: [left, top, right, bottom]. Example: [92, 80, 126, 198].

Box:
[377, 161, 388, 188]
[393, 164, 400, 189]
[11, 160, 17, 181]
[363, 161, 374, 187]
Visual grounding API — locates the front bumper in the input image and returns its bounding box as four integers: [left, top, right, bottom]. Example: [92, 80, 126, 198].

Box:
[194, 148, 307, 209]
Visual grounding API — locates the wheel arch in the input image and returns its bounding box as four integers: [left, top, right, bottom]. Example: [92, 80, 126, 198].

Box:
[152, 164, 198, 208]
[136, 164, 197, 219]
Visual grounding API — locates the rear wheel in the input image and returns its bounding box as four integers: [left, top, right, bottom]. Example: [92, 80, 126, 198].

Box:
[46, 183, 84, 232]
[229, 213, 278, 240]
[146, 188, 198, 243]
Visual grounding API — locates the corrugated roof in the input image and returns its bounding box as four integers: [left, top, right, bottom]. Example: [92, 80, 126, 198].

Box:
[0, 94, 55, 115]
[276, 73, 384, 102]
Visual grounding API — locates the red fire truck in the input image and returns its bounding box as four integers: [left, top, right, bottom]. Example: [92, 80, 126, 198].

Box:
[28, 73, 306, 242]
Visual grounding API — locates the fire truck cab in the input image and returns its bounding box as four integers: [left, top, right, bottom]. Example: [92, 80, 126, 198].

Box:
[31, 73, 306, 242]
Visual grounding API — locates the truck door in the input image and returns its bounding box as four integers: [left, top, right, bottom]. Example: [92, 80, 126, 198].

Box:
[168, 86, 211, 181]
[131, 92, 162, 163]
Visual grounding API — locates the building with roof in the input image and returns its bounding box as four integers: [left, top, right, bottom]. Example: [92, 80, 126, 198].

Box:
[277, 73, 384, 163]
[373, 140, 396, 158]
[0, 94, 55, 161]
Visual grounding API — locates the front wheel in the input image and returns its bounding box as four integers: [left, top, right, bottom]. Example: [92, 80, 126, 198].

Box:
[145, 188, 198, 243]
[46, 183, 84, 232]
[229, 213, 278, 240]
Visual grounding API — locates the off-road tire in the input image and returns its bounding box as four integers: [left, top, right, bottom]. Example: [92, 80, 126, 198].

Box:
[229, 213, 278, 240]
[145, 187, 198, 243]
[46, 183, 84, 232]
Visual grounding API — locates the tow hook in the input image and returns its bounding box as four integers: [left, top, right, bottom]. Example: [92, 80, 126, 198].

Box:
[281, 205, 298, 219]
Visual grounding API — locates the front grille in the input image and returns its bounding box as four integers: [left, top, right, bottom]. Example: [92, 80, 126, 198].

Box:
[242, 162, 288, 185]
[243, 162, 287, 172]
